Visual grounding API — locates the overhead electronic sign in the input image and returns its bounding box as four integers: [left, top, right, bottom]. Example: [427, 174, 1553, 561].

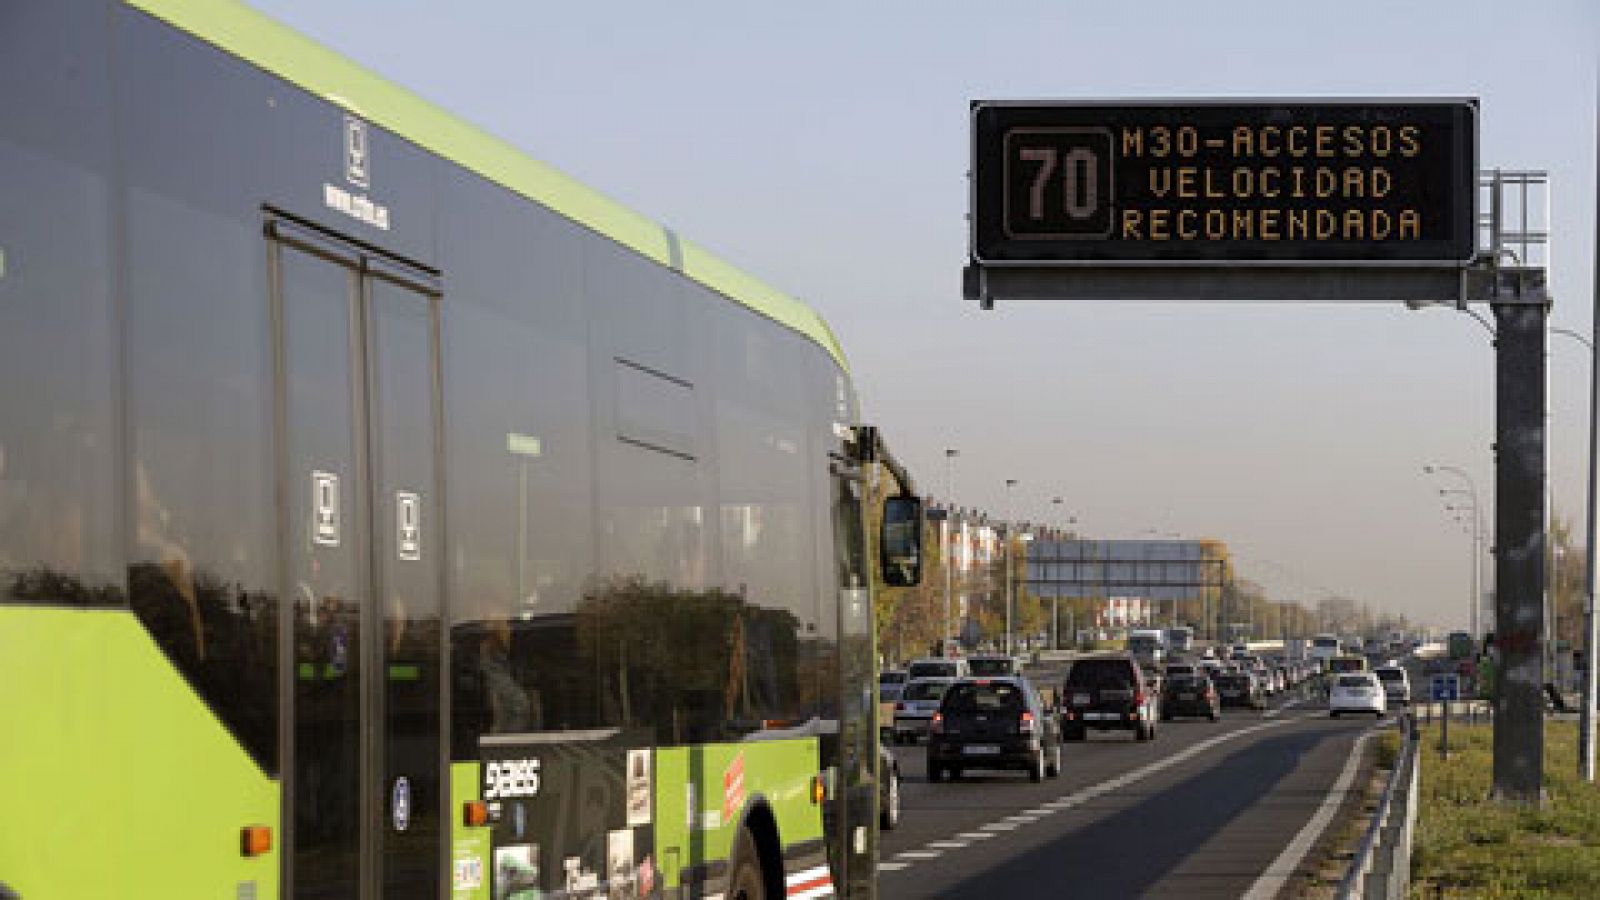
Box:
[971, 99, 1477, 265]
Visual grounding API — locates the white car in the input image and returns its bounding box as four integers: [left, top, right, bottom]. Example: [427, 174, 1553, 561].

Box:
[1329, 672, 1387, 718]
[1373, 666, 1411, 707]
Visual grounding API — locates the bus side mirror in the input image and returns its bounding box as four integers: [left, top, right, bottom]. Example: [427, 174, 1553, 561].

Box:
[880, 494, 923, 587]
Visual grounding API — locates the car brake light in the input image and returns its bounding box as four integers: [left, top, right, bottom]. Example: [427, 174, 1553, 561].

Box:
[1133, 691, 1145, 708]
[1019, 711, 1036, 733]
[930, 712, 943, 735]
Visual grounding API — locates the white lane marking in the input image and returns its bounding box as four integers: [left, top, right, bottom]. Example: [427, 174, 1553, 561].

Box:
[956, 831, 996, 840]
[1264, 698, 1303, 718]
[882, 717, 1300, 876]
[928, 840, 969, 849]
[1240, 728, 1377, 900]
[877, 862, 910, 872]
[895, 850, 941, 860]
[1025, 807, 1059, 816]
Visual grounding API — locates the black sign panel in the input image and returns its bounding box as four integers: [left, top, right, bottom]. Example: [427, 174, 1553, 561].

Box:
[972, 100, 1477, 265]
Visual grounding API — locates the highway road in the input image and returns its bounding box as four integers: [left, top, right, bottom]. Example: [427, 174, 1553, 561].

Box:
[879, 687, 1390, 899]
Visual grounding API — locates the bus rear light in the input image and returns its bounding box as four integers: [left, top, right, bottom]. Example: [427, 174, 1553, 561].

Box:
[463, 801, 489, 827]
[240, 825, 272, 857]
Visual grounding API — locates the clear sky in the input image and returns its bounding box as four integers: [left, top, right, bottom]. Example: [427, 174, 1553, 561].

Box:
[250, 0, 1597, 631]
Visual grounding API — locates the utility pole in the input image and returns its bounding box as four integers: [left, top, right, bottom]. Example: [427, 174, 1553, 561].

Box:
[1493, 295, 1550, 804]
[1584, 99, 1600, 781]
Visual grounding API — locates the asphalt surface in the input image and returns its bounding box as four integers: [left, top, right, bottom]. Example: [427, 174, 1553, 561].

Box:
[879, 685, 1389, 899]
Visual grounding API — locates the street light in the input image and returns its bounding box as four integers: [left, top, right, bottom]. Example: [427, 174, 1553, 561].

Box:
[944, 448, 959, 653]
[1005, 478, 1018, 655]
[1550, 324, 1597, 781]
[1405, 296, 1498, 339]
[1425, 464, 1484, 638]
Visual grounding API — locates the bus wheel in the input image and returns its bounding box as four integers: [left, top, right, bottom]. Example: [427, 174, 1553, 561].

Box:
[729, 827, 767, 900]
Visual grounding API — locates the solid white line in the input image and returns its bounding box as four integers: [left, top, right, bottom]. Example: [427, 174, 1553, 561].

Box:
[1240, 728, 1376, 900]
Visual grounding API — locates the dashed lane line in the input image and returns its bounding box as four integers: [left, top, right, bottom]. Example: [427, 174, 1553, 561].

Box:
[879, 714, 1301, 876]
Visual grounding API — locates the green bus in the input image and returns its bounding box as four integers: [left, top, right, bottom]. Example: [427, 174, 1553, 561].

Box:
[0, 2, 922, 897]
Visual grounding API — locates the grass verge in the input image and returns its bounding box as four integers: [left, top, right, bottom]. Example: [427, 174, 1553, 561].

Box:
[1410, 719, 1600, 898]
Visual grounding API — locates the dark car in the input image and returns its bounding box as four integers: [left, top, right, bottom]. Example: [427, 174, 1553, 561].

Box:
[1059, 653, 1160, 741]
[1160, 672, 1221, 721]
[1214, 672, 1266, 710]
[927, 676, 1062, 783]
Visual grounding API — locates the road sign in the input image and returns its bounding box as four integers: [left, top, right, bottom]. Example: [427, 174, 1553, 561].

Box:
[1431, 673, 1461, 702]
[971, 99, 1477, 266]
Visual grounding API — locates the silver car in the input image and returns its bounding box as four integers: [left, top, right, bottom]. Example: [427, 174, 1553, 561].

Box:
[892, 677, 955, 744]
[1373, 666, 1410, 707]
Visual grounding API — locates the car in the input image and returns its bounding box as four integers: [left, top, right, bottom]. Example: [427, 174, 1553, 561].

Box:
[1164, 661, 1199, 679]
[879, 669, 909, 702]
[879, 742, 901, 830]
[1213, 672, 1266, 710]
[1373, 666, 1411, 707]
[966, 654, 1024, 677]
[1160, 672, 1221, 721]
[892, 677, 954, 744]
[907, 657, 969, 680]
[927, 676, 1062, 783]
[1327, 655, 1368, 675]
[1059, 653, 1160, 741]
[1330, 672, 1387, 718]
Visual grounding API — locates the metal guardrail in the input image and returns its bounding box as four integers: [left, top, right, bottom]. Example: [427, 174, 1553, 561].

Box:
[1336, 713, 1421, 899]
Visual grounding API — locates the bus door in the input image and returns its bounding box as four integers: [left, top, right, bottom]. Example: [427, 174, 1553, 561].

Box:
[829, 459, 875, 899]
[270, 220, 444, 900]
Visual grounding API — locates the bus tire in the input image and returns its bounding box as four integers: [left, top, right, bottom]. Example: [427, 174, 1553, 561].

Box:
[729, 827, 767, 900]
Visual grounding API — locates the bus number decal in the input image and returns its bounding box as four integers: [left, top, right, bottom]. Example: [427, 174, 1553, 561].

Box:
[483, 758, 542, 800]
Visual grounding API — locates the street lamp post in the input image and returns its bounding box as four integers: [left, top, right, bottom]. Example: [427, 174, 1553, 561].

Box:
[1005, 478, 1018, 656]
[944, 449, 959, 653]
[1552, 325, 1597, 781]
[1426, 465, 1483, 638]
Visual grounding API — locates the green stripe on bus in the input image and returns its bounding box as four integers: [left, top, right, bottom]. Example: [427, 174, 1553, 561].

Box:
[121, 0, 848, 372]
